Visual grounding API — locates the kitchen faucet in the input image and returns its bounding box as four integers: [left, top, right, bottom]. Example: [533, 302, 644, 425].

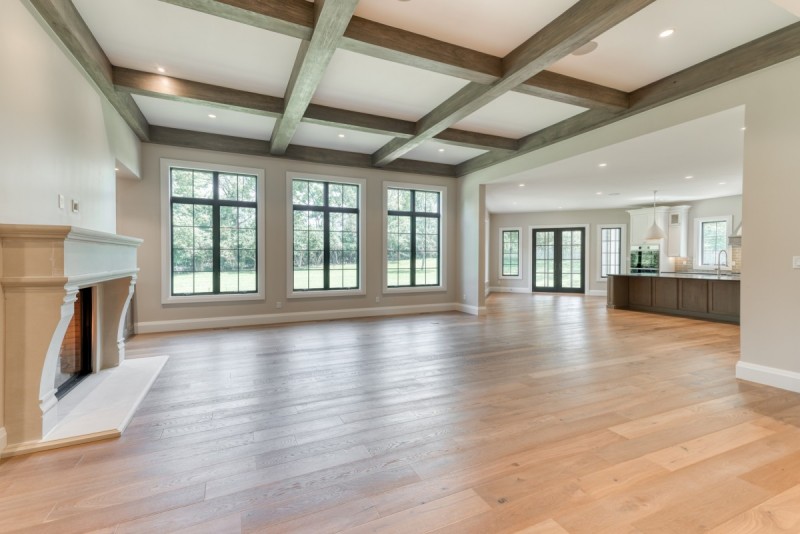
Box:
[716, 249, 728, 276]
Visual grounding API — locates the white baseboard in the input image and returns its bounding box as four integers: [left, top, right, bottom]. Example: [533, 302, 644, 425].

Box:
[488, 287, 527, 293]
[456, 304, 487, 316]
[736, 361, 800, 393]
[137, 303, 463, 334]
[587, 290, 608, 297]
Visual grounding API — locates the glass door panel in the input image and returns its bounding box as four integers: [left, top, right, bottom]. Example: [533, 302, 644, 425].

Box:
[533, 228, 585, 293]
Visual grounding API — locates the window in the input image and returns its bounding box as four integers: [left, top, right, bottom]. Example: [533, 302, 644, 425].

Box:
[499, 228, 521, 279]
[289, 174, 364, 296]
[161, 159, 265, 303]
[695, 216, 732, 267]
[385, 183, 446, 291]
[599, 227, 622, 278]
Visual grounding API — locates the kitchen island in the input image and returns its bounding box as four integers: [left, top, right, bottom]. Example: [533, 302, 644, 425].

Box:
[607, 273, 740, 324]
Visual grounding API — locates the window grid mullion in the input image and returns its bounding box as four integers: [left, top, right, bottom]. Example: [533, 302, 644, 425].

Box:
[212, 172, 220, 294]
[323, 183, 330, 290]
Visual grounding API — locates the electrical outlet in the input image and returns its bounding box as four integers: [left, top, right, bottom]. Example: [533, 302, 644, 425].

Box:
[275, 301, 282, 309]
[793, 256, 800, 269]
[375, 296, 380, 303]
[462, 293, 467, 301]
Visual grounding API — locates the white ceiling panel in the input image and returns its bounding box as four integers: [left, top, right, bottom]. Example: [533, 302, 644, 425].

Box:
[133, 95, 275, 141]
[403, 140, 486, 166]
[312, 49, 470, 122]
[354, 0, 579, 57]
[547, 0, 798, 91]
[454, 92, 586, 139]
[487, 107, 745, 213]
[73, 0, 301, 96]
[291, 123, 394, 154]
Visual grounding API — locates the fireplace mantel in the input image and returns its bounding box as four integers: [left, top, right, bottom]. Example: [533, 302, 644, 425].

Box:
[0, 224, 163, 456]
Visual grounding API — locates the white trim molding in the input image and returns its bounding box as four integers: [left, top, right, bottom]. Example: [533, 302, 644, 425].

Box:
[596, 223, 628, 282]
[736, 361, 800, 393]
[382, 181, 448, 294]
[527, 224, 591, 293]
[137, 303, 465, 334]
[693, 214, 733, 270]
[160, 158, 267, 305]
[286, 172, 366, 299]
[498, 227, 523, 280]
[456, 304, 487, 316]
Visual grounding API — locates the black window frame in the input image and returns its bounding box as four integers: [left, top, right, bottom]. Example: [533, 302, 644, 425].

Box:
[169, 167, 259, 296]
[387, 187, 441, 288]
[501, 229, 520, 278]
[291, 178, 361, 292]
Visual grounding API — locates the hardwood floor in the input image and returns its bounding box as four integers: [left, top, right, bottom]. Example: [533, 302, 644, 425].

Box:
[3, 293, 800, 533]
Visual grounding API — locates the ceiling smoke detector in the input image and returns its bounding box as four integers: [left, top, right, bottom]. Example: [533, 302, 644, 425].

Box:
[572, 41, 598, 56]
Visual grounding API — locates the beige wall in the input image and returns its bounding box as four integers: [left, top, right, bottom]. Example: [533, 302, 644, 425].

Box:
[488, 196, 744, 293]
[0, 0, 139, 233]
[461, 56, 800, 383]
[118, 143, 458, 331]
[488, 208, 629, 293]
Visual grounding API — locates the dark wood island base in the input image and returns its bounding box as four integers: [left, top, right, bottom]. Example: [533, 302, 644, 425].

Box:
[608, 274, 740, 324]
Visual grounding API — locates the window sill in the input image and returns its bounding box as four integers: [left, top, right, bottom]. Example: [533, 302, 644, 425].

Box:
[288, 288, 366, 299]
[384, 285, 447, 294]
[162, 291, 265, 305]
[499, 275, 522, 280]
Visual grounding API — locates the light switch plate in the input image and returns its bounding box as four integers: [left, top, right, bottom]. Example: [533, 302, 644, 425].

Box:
[71, 200, 80, 213]
[793, 256, 800, 269]
[58, 194, 65, 209]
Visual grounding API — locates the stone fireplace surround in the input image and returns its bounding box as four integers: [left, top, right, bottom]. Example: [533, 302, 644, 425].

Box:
[0, 224, 166, 456]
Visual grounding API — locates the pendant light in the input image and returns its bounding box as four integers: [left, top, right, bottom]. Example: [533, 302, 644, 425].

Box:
[644, 190, 666, 241]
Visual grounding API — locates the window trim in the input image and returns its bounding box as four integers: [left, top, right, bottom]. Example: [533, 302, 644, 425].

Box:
[160, 158, 266, 304]
[527, 224, 590, 293]
[286, 172, 366, 299]
[596, 224, 627, 282]
[693, 215, 733, 269]
[382, 181, 447, 294]
[498, 227, 522, 280]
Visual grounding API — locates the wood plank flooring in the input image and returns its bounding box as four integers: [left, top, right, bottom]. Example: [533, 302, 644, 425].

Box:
[3, 293, 800, 533]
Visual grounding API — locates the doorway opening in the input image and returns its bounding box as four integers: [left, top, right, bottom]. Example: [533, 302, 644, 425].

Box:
[532, 227, 585, 293]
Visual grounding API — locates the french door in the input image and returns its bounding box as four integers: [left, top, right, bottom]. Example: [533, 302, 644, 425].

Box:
[532, 227, 585, 293]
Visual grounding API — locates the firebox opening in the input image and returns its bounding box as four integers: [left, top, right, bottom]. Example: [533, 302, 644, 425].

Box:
[55, 287, 93, 399]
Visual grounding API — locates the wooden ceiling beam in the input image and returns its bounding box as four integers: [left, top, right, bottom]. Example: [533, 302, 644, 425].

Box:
[457, 21, 800, 177]
[113, 68, 517, 152]
[27, 0, 150, 140]
[269, 0, 359, 155]
[158, 0, 628, 111]
[148, 126, 457, 177]
[372, 0, 653, 167]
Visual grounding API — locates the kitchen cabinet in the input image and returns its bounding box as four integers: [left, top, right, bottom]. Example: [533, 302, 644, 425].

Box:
[667, 206, 690, 257]
[607, 274, 740, 324]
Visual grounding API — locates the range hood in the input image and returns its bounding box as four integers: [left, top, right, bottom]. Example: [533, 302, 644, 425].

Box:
[728, 222, 742, 246]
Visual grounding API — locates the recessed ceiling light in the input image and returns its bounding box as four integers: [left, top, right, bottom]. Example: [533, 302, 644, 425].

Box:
[659, 28, 675, 38]
[208, 114, 216, 118]
[337, 133, 345, 138]
[741, 126, 747, 131]
[114, 167, 119, 171]
[157, 66, 166, 73]
[719, 182, 727, 185]
[572, 41, 598, 56]
[519, 183, 525, 187]
[598, 163, 607, 167]
[438, 148, 445, 152]
[596, 192, 603, 195]
[685, 175, 693, 180]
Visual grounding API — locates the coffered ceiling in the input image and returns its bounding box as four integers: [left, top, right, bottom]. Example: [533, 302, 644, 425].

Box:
[31, 0, 800, 179]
